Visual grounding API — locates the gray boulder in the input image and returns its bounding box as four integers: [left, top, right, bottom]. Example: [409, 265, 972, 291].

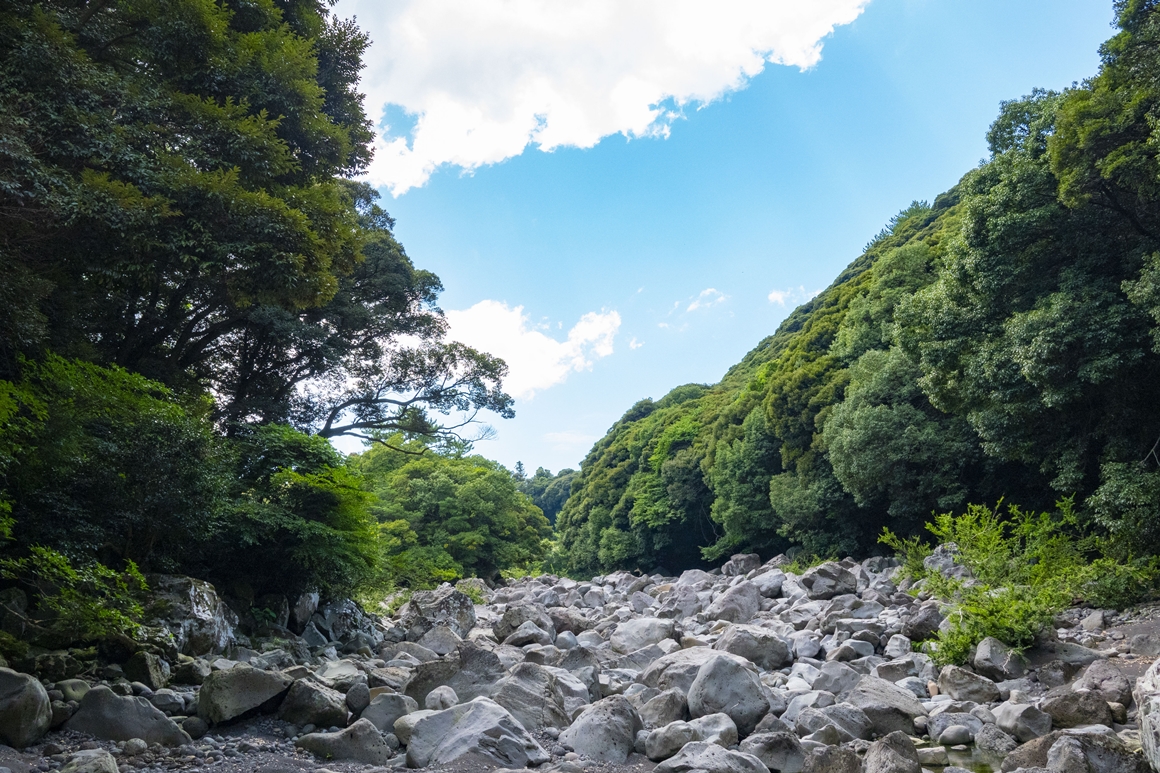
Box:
[424, 685, 458, 710]
[489, 662, 572, 733]
[559, 695, 641, 763]
[739, 731, 804, 773]
[359, 692, 417, 733]
[639, 688, 688, 729]
[705, 582, 762, 623]
[653, 741, 769, 773]
[645, 714, 739, 761]
[901, 603, 943, 642]
[1136, 655, 1160, 773]
[64, 685, 190, 745]
[843, 676, 927, 736]
[611, 617, 675, 654]
[751, 570, 786, 599]
[1045, 732, 1149, 773]
[124, 652, 169, 691]
[296, 718, 395, 765]
[400, 586, 477, 641]
[144, 575, 238, 656]
[405, 697, 548, 769]
[493, 603, 554, 643]
[927, 711, 983, 743]
[802, 746, 860, 773]
[937, 664, 1000, 703]
[722, 554, 762, 576]
[1041, 690, 1114, 728]
[403, 643, 507, 704]
[345, 682, 371, 714]
[59, 749, 119, 773]
[974, 637, 1026, 681]
[975, 722, 1019, 754]
[0, 668, 50, 747]
[863, 730, 921, 773]
[196, 664, 292, 724]
[416, 624, 461, 656]
[641, 647, 721, 692]
[687, 653, 768, 736]
[798, 563, 856, 600]
[276, 679, 347, 728]
[714, 624, 792, 671]
[1075, 659, 1133, 707]
[502, 619, 554, 647]
[993, 700, 1052, 743]
[1131, 634, 1160, 657]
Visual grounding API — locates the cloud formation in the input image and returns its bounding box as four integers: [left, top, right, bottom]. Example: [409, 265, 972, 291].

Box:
[446, 300, 620, 399]
[687, 288, 728, 312]
[337, 0, 871, 194]
[768, 285, 821, 306]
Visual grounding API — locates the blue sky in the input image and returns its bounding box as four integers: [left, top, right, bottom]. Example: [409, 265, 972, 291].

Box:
[331, 0, 1114, 473]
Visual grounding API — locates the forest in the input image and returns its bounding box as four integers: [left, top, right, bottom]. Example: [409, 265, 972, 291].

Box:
[2, 0, 1160, 653]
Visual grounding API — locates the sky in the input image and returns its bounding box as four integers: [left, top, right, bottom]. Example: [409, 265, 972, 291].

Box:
[329, 0, 1115, 473]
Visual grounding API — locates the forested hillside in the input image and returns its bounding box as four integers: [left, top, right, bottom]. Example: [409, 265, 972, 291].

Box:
[556, 0, 1160, 576]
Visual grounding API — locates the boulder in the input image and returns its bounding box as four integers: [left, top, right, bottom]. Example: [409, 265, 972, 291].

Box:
[923, 544, 972, 580]
[798, 562, 856, 600]
[400, 586, 477, 641]
[405, 698, 548, 769]
[393, 709, 436, 745]
[738, 731, 805, 773]
[927, 712, 983, 743]
[611, 617, 675, 654]
[751, 570, 786, 599]
[1040, 690, 1114, 728]
[810, 660, 861, 695]
[59, 750, 119, 773]
[295, 718, 395, 765]
[687, 653, 768, 736]
[802, 746, 860, 773]
[653, 741, 769, 773]
[937, 664, 1000, 703]
[64, 686, 190, 745]
[124, 652, 169, 691]
[416, 624, 461, 656]
[403, 643, 507, 704]
[901, 603, 943, 642]
[705, 582, 762, 623]
[639, 688, 688, 729]
[0, 668, 51, 747]
[345, 682, 371, 714]
[144, 575, 238, 657]
[975, 722, 1019, 755]
[993, 700, 1052, 743]
[714, 624, 792, 671]
[646, 714, 739, 760]
[276, 679, 348, 728]
[973, 637, 1026, 681]
[502, 619, 554, 647]
[1044, 732, 1149, 773]
[196, 664, 292, 724]
[863, 731, 921, 773]
[843, 676, 927, 736]
[489, 662, 573, 733]
[424, 685, 458, 710]
[1132, 634, 1160, 658]
[1075, 659, 1133, 707]
[1136, 655, 1160, 773]
[559, 695, 641, 764]
[722, 554, 762, 576]
[360, 692, 417, 733]
[493, 603, 554, 643]
[289, 592, 319, 634]
[641, 647, 721, 692]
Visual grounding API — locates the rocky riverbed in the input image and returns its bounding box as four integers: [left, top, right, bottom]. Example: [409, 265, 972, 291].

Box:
[2, 552, 1160, 773]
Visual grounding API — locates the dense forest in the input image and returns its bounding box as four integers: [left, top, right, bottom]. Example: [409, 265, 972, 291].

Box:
[555, 0, 1160, 577]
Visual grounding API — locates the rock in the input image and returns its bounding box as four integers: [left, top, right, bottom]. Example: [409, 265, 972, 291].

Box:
[196, 664, 292, 724]
[653, 741, 769, 773]
[739, 731, 804, 773]
[360, 693, 417, 733]
[144, 575, 238, 656]
[181, 716, 208, 740]
[974, 637, 1027, 681]
[798, 563, 856, 600]
[714, 624, 792, 671]
[646, 714, 739, 761]
[425, 685, 458, 710]
[401, 586, 477, 641]
[123, 738, 149, 756]
[937, 664, 1000, 703]
[146, 688, 183, 715]
[1040, 690, 1114, 728]
[993, 701, 1052, 743]
[639, 688, 688, 729]
[641, 647, 721, 692]
[296, 718, 395, 765]
[0, 667, 51, 747]
[923, 544, 972, 580]
[393, 709, 435, 745]
[1131, 634, 1160, 658]
[1075, 659, 1133, 707]
[901, 603, 943, 642]
[405, 698, 548, 769]
[802, 746, 860, 773]
[489, 663, 572, 733]
[722, 554, 762, 576]
[975, 722, 1019, 754]
[123, 652, 168, 691]
[1044, 731, 1148, 773]
[844, 676, 927, 736]
[57, 678, 91, 703]
[863, 731, 921, 773]
[927, 712, 983, 743]
[59, 750, 119, 773]
[611, 617, 675, 654]
[559, 695, 641, 763]
[810, 661, 860, 695]
[172, 657, 210, 686]
[403, 643, 507, 704]
[687, 653, 768, 736]
[493, 603, 554, 643]
[416, 624, 462, 656]
[751, 570, 786, 599]
[1136, 655, 1160, 773]
[289, 592, 319, 634]
[64, 685, 190, 745]
[939, 725, 972, 745]
[276, 679, 348, 728]
[503, 619, 554, 647]
[345, 682, 371, 713]
[705, 582, 762, 623]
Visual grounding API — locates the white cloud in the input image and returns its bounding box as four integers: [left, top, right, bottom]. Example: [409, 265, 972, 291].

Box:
[768, 285, 821, 306]
[629, 337, 643, 349]
[337, 0, 871, 194]
[446, 300, 620, 398]
[687, 287, 727, 312]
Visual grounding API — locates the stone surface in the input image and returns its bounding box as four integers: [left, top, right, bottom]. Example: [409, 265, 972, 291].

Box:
[359, 692, 417, 733]
[197, 664, 292, 724]
[798, 563, 856, 601]
[58, 749, 119, 773]
[974, 637, 1026, 681]
[844, 676, 927, 736]
[704, 582, 762, 623]
[1136, 655, 1160, 773]
[863, 731, 921, 773]
[653, 741, 769, 773]
[687, 653, 768, 736]
[276, 678, 347, 728]
[404, 697, 548, 769]
[489, 662, 573, 733]
[559, 695, 641, 764]
[145, 575, 238, 657]
[802, 746, 860, 773]
[976, 722, 1019, 755]
[639, 688, 688, 729]
[938, 664, 1001, 703]
[901, 603, 943, 642]
[63, 685, 190, 746]
[0, 667, 51, 748]
[1040, 689, 1114, 728]
[1075, 659, 1133, 707]
[124, 652, 169, 691]
[993, 700, 1052, 743]
[611, 617, 675, 654]
[492, 603, 554, 643]
[714, 624, 792, 671]
[295, 718, 395, 765]
[739, 731, 804, 773]
[400, 586, 477, 641]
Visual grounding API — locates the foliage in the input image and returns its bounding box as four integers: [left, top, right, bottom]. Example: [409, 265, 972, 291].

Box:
[0, 547, 147, 646]
[877, 529, 931, 582]
[519, 467, 577, 525]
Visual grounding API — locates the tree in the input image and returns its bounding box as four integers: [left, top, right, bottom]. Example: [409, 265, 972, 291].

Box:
[519, 467, 577, 524]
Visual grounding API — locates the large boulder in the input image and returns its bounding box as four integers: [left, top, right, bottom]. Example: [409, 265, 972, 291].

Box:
[802, 746, 860, 773]
[937, 664, 1000, 703]
[59, 750, 119, 773]
[722, 554, 762, 576]
[687, 653, 768, 736]
[144, 575, 238, 656]
[901, 603, 943, 642]
[751, 570, 786, 599]
[296, 718, 395, 765]
[1076, 659, 1133, 707]
[863, 730, 921, 773]
[1041, 690, 1114, 728]
[196, 664, 292, 724]
[276, 679, 348, 728]
[403, 643, 507, 705]
[993, 700, 1052, 743]
[739, 731, 805, 773]
[645, 714, 739, 761]
[653, 741, 769, 773]
[798, 563, 856, 600]
[642, 647, 721, 692]
[843, 676, 927, 736]
[64, 685, 190, 746]
[559, 695, 641, 764]
[0, 668, 50, 747]
[611, 617, 675, 654]
[1044, 732, 1149, 773]
[493, 603, 554, 643]
[400, 586, 477, 641]
[714, 625, 792, 671]
[359, 692, 416, 733]
[973, 637, 1026, 681]
[405, 698, 548, 769]
[704, 582, 762, 623]
[488, 662, 573, 733]
[1137, 656, 1160, 773]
